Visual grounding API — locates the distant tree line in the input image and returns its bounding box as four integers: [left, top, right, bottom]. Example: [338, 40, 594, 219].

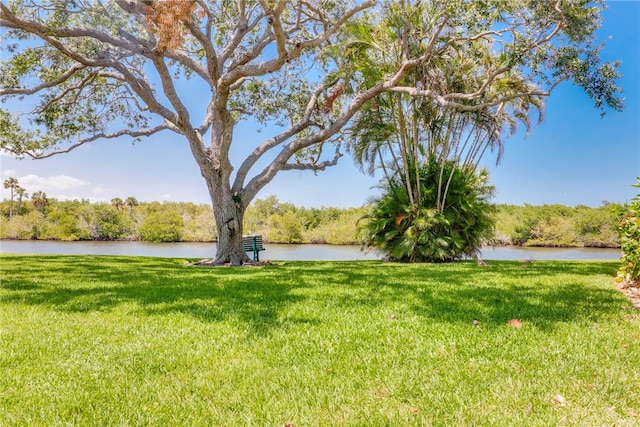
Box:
[0, 192, 625, 248]
[0, 193, 367, 245]
[491, 203, 622, 248]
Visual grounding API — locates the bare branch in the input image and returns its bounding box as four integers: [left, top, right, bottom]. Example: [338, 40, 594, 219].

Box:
[281, 150, 343, 172]
[221, 0, 376, 86]
[183, 19, 219, 83]
[0, 63, 85, 96]
[25, 123, 173, 160]
[219, 4, 263, 66]
[388, 79, 565, 112]
[232, 78, 334, 192]
[242, 77, 391, 200]
[118, 27, 212, 83]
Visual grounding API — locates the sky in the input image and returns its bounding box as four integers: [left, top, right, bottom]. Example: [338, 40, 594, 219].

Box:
[1, 1, 639, 209]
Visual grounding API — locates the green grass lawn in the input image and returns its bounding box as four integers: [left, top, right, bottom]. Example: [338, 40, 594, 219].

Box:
[1, 255, 638, 426]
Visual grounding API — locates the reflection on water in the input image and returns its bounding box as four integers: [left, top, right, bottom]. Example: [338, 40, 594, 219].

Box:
[0, 240, 379, 261]
[0, 240, 620, 261]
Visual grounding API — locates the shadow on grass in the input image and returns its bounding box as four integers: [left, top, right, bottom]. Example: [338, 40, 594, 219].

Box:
[0, 255, 308, 336]
[1, 256, 626, 334]
[275, 260, 625, 330]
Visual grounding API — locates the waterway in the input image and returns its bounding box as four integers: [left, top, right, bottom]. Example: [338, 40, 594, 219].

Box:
[0, 240, 621, 261]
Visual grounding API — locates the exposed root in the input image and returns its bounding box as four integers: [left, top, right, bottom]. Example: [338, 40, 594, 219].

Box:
[187, 258, 220, 266]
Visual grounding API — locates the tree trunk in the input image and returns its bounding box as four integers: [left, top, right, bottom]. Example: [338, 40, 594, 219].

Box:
[205, 172, 251, 266]
[8, 188, 13, 222]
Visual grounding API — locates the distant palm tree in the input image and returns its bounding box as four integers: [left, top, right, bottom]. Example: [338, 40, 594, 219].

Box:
[111, 197, 124, 211]
[3, 177, 19, 221]
[125, 196, 138, 216]
[16, 186, 28, 215]
[31, 191, 48, 212]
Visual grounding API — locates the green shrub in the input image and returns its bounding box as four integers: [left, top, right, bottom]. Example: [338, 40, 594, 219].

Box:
[79, 203, 127, 240]
[139, 211, 184, 242]
[267, 210, 303, 243]
[359, 158, 495, 262]
[42, 203, 87, 241]
[617, 178, 640, 285]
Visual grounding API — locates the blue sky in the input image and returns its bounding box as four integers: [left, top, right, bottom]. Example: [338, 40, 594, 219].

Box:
[1, 1, 639, 208]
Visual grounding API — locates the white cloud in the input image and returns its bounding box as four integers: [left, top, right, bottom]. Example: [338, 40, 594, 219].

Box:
[160, 193, 171, 200]
[2, 169, 17, 178]
[18, 174, 89, 191]
[1, 174, 91, 201]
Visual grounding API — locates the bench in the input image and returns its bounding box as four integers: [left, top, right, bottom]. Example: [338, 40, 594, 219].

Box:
[243, 235, 265, 261]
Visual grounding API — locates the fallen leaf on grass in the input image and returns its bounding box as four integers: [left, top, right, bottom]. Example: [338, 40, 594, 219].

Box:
[525, 402, 533, 414]
[507, 319, 523, 328]
[553, 394, 569, 407]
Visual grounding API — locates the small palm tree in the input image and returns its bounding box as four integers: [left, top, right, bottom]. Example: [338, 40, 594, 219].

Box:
[32, 191, 48, 212]
[359, 158, 495, 262]
[16, 186, 28, 215]
[3, 177, 19, 221]
[111, 197, 124, 211]
[125, 196, 138, 216]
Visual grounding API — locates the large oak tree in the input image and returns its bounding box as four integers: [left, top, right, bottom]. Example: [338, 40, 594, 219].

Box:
[0, 0, 621, 264]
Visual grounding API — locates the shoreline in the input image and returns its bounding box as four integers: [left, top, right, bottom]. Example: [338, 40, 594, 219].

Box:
[0, 237, 622, 250]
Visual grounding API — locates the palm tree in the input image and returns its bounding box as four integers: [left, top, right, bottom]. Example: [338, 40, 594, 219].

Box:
[359, 158, 496, 262]
[16, 186, 28, 215]
[31, 191, 48, 212]
[345, 3, 544, 165]
[125, 196, 138, 217]
[3, 177, 19, 221]
[345, 3, 543, 262]
[111, 197, 124, 211]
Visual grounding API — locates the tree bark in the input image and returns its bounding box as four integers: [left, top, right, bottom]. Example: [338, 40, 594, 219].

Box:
[204, 170, 251, 266]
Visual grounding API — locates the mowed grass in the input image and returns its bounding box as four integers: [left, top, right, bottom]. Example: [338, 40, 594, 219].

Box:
[1, 255, 639, 426]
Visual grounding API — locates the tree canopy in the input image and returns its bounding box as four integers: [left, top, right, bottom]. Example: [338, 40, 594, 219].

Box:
[0, 0, 623, 264]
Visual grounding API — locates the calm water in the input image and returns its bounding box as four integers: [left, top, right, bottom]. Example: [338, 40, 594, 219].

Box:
[0, 240, 621, 261]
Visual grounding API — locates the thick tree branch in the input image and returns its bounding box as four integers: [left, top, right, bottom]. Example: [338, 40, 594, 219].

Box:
[149, 54, 210, 168]
[242, 78, 391, 201]
[183, 20, 219, 83]
[231, 78, 334, 193]
[282, 150, 343, 172]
